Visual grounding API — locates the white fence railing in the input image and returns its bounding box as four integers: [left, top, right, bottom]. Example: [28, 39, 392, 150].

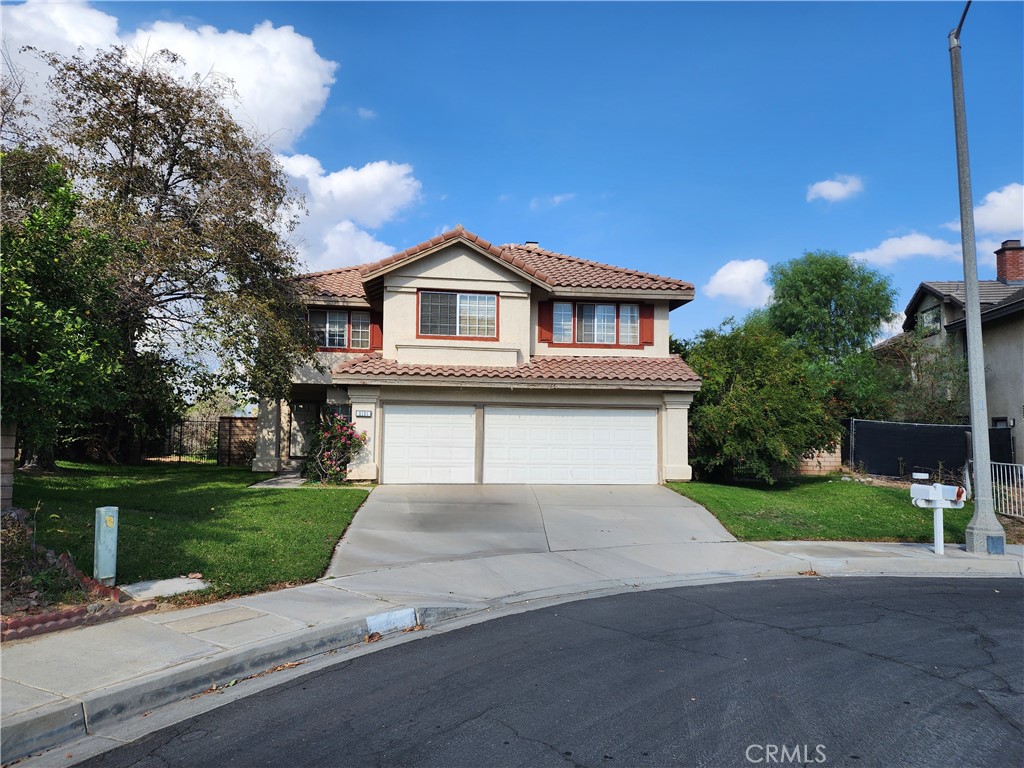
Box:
[992, 462, 1024, 519]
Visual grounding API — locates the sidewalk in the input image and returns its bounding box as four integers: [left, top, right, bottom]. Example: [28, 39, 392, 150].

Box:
[2, 499, 1021, 764]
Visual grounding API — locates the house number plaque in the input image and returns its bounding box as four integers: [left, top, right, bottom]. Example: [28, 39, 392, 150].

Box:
[355, 410, 372, 418]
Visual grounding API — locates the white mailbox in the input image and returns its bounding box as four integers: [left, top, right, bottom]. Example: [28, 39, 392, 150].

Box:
[910, 482, 966, 509]
[910, 482, 965, 556]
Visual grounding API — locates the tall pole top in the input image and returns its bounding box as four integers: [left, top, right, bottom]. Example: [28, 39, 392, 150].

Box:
[950, 0, 972, 47]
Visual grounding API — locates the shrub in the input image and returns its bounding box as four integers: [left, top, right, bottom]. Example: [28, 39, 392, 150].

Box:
[301, 413, 368, 484]
[685, 317, 841, 484]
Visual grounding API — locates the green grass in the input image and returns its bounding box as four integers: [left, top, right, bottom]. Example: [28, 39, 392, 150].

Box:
[12, 462, 368, 599]
[667, 476, 973, 543]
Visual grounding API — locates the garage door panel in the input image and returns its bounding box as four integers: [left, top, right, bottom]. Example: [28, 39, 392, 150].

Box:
[484, 407, 657, 485]
[383, 405, 476, 484]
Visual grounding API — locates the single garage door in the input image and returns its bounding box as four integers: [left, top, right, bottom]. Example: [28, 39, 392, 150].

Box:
[382, 404, 476, 484]
[484, 407, 658, 484]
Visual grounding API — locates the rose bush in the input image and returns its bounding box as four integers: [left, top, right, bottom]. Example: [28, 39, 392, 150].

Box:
[301, 413, 368, 483]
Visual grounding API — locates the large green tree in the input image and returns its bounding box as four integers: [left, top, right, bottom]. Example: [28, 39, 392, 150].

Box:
[764, 251, 899, 422]
[766, 251, 897, 363]
[3, 46, 318, 460]
[0, 156, 123, 467]
[685, 317, 841, 484]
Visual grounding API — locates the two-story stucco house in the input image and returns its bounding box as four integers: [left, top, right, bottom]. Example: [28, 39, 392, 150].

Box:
[899, 239, 1024, 459]
[252, 226, 701, 484]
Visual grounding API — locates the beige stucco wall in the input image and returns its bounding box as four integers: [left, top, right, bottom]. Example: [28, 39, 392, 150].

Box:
[532, 301, 671, 357]
[342, 385, 693, 483]
[292, 352, 358, 385]
[982, 315, 1024, 458]
[382, 245, 532, 365]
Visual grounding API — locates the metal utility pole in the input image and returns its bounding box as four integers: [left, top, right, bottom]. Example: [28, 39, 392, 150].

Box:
[948, 0, 1005, 554]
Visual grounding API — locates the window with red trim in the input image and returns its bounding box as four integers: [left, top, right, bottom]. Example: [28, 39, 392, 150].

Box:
[418, 291, 497, 339]
[309, 309, 374, 351]
[540, 301, 652, 347]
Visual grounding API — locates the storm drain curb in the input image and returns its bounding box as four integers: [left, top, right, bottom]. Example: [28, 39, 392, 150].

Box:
[1, 606, 477, 764]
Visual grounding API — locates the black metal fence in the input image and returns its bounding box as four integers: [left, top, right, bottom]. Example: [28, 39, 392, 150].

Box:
[147, 419, 219, 464]
[844, 418, 1015, 477]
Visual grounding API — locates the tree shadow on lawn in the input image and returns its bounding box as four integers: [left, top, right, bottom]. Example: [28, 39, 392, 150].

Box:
[14, 465, 361, 597]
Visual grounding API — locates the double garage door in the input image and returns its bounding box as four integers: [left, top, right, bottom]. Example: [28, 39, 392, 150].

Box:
[382, 405, 658, 485]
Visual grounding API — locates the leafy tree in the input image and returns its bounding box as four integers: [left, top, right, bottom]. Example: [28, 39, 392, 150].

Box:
[4, 46, 319, 460]
[685, 317, 841, 484]
[874, 332, 969, 425]
[0, 157, 123, 467]
[766, 251, 897, 363]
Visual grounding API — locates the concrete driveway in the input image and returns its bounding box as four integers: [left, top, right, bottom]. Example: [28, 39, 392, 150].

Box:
[324, 485, 736, 577]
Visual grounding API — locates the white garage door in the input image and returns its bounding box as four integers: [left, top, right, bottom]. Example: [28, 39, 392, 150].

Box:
[484, 408, 658, 484]
[383, 405, 476, 484]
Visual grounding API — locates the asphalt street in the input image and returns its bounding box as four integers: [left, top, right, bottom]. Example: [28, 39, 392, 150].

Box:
[78, 578, 1022, 768]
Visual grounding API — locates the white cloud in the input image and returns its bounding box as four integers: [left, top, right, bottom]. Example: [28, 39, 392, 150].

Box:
[279, 155, 421, 271]
[3, 1, 337, 151]
[4, 2, 423, 272]
[280, 155, 421, 229]
[849, 233, 962, 266]
[321, 221, 395, 267]
[703, 259, 773, 308]
[877, 312, 906, 341]
[977, 239, 1004, 269]
[530, 193, 576, 211]
[943, 182, 1024, 236]
[123, 21, 335, 150]
[1, 0, 118, 63]
[807, 174, 864, 203]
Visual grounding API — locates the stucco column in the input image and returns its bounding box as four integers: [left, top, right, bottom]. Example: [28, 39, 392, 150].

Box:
[662, 393, 695, 482]
[346, 386, 381, 482]
[252, 399, 282, 472]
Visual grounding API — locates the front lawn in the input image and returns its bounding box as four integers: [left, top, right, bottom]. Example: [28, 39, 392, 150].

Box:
[667, 476, 974, 543]
[11, 462, 368, 599]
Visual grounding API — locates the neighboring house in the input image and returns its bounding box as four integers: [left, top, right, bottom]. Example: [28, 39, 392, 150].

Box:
[253, 226, 702, 484]
[897, 239, 1024, 458]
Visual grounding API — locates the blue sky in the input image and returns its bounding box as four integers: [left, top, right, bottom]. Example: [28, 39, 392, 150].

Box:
[4, 1, 1022, 341]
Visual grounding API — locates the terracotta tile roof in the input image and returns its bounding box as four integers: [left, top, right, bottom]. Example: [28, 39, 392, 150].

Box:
[332, 353, 700, 386]
[296, 226, 693, 298]
[293, 267, 364, 299]
[503, 243, 694, 292]
[357, 226, 553, 284]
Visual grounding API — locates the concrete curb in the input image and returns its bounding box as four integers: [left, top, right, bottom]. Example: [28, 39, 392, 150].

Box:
[0, 606, 474, 763]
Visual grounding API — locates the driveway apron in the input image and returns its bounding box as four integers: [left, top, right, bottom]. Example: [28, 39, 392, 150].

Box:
[323, 484, 736, 578]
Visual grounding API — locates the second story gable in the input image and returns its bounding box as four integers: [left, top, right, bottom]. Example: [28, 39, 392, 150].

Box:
[292, 226, 695, 370]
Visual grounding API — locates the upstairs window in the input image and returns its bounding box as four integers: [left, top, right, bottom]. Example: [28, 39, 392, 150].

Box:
[547, 301, 645, 347]
[309, 309, 372, 350]
[919, 305, 941, 336]
[419, 291, 497, 338]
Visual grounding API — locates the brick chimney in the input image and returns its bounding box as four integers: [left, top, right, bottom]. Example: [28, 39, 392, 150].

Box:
[996, 239, 1024, 285]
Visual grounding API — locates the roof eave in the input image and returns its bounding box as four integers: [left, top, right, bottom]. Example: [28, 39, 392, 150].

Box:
[331, 373, 701, 391]
[298, 294, 372, 308]
[902, 283, 958, 331]
[360, 237, 552, 291]
[547, 287, 695, 306]
[945, 297, 1024, 330]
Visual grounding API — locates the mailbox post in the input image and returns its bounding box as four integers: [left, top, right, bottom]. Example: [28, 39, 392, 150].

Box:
[910, 474, 965, 555]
